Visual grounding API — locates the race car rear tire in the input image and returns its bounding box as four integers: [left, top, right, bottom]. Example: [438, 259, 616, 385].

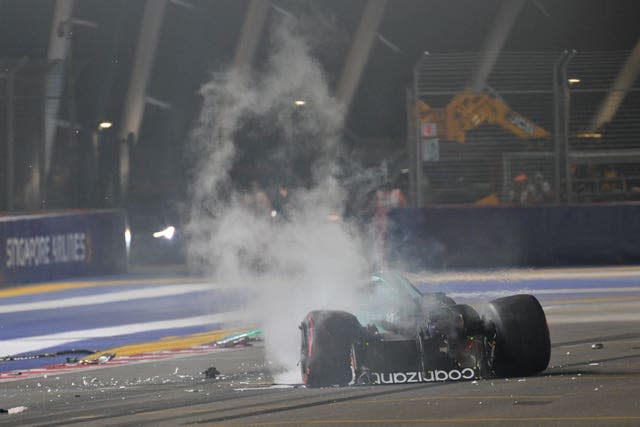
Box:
[482, 294, 550, 378]
[450, 304, 484, 336]
[300, 310, 362, 387]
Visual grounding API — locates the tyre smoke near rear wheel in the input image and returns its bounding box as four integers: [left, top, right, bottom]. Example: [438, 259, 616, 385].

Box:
[300, 310, 362, 387]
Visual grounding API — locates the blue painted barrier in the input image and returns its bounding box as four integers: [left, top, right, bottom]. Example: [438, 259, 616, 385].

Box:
[0, 210, 128, 284]
[386, 204, 640, 270]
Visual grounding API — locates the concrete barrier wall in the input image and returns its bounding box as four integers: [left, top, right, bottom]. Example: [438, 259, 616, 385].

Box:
[0, 210, 128, 284]
[386, 204, 640, 270]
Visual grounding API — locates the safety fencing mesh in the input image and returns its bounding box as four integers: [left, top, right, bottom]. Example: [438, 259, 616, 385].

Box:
[409, 49, 640, 205]
[566, 51, 640, 203]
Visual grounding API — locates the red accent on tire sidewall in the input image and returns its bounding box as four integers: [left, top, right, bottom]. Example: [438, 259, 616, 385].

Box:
[302, 315, 315, 384]
[307, 316, 315, 358]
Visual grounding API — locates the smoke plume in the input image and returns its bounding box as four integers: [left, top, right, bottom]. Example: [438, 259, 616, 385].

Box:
[187, 20, 371, 380]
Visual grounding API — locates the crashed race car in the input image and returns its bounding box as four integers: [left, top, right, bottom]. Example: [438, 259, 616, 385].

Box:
[299, 271, 550, 387]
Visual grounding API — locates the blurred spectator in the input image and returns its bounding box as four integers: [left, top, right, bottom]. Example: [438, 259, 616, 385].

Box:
[372, 180, 408, 267]
[521, 172, 552, 204]
[507, 172, 528, 204]
[375, 181, 408, 233]
[242, 181, 272, 217]
[270, 184, 291, 220]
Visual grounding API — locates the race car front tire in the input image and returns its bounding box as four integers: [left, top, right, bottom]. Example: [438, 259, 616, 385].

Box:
[482, 294, 550, 378]
[300, 310, 362, 387]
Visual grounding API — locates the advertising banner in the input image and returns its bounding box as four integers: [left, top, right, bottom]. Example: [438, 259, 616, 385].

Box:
[0, 210, 128, 284]
[386, 204, 640, 270]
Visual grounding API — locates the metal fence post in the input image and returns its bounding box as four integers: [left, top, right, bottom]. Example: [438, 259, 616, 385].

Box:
[40, 70, 48, 210]
[413, 59, 423, 207]
[405, 87, 417, 206]
[553, 51, 567, 203]
[562, 50, 576, 202]
[552, 50, 575, 204]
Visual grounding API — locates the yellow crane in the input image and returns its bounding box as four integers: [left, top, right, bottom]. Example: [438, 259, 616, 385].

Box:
[419, 91, 550, 143]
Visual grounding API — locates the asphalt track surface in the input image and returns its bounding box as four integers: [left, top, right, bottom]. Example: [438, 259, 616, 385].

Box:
[1, 267, 640, 426]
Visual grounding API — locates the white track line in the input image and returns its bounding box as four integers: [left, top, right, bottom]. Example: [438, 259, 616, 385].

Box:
[1, 310, 245, 357]
[0, 284, 214, 314]
[407, 267, 640, 283]
[546, 301, 640, 323]
[447, 286, 640, 300]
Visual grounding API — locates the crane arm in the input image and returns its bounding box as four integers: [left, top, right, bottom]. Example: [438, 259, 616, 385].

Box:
[419, 91, 550, 143]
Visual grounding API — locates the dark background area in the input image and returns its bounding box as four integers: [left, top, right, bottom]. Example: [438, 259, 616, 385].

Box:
[2, 0, 638, 182]
[0, 1, 639, 259]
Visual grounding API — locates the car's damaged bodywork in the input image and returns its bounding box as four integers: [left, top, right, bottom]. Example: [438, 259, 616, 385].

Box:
[300, 271, 550, 387]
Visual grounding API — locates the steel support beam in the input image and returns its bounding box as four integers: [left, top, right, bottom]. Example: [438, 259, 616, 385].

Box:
[44, 0, 74, 179]
[469, 0, 526, 92]
[590, 37, 640, 130]
[232, 0, 269, 70]
[336, 0, 387, 111]
[119, 0, 168, 199]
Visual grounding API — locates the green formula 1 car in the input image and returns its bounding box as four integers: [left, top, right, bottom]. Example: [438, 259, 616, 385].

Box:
[300, 271, 550, 387]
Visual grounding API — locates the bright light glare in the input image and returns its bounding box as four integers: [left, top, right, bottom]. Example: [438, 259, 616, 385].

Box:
[294, 100, 306, 106]
[99, 121, 113, 129]
[153, 226, 176, 240]
[271, 210, 277, 218]
[568, 78, 581, 84]
[576, 131, 602, 139]
[124, 227, 132, 252]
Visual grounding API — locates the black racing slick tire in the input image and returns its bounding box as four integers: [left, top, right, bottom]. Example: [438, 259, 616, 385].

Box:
[300, 310, 362, 387]
[482, 294, 550, 378]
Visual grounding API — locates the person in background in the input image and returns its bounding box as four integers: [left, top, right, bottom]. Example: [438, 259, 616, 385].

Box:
[507, 172, 528, 204]
[270, 184, 291, 220]
[521, 172, 552, 204]
[242, 181, 272, 217]
[372, 178, 408, 268]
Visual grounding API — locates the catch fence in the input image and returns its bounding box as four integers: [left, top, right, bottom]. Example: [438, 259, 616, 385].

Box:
[408, 49, 640, 206]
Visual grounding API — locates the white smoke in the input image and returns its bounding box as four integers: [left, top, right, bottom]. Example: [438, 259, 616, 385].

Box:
[187, 21, 371, 379]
